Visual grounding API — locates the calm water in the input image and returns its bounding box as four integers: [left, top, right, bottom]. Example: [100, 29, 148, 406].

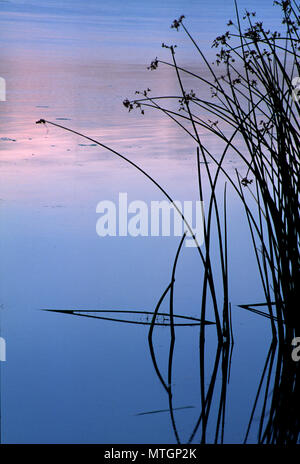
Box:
[0, 0, 282, 444]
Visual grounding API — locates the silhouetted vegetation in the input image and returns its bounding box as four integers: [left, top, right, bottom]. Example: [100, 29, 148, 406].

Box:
[37, 0, 300, 444]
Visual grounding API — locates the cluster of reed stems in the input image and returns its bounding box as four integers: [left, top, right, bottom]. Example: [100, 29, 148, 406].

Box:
[124, 0, 300, 344]
[37, 0, 300, 444]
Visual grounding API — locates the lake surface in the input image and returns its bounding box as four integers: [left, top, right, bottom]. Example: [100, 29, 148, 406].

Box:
[0, 0, 287, 444]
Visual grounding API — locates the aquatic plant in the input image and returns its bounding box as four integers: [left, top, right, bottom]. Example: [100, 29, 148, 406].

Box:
[37, 0, 300, 444]
[125, 0, 300, 343]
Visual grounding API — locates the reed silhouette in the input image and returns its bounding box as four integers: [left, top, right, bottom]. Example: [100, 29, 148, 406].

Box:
[37, 0, 300, 444]
[124, 0, 300, 343]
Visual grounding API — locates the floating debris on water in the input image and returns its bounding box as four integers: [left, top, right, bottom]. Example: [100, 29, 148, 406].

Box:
[1, 137, 16, 142]
[78, 143, 97, 147]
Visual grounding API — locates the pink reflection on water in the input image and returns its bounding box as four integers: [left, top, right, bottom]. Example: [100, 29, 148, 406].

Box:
[0, 53, 240, 207]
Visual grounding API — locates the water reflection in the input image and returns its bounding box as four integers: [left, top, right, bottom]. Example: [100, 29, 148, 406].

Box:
[1, 0, 299, 445]
[245, 341, 300, 444]
[46, 302, 300, 444]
